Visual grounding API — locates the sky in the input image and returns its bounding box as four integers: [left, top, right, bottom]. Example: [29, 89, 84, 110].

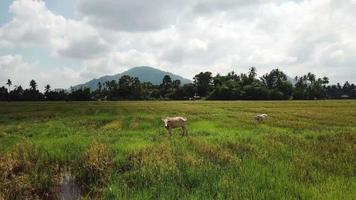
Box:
[0, 0, 356, 90]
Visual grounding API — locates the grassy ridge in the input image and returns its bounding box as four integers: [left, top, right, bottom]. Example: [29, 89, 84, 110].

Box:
[0, 101, 355, 199]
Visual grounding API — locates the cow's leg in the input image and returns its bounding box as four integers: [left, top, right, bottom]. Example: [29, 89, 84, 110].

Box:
[182, 126, 188, 136]
[168, 127, 172, 136]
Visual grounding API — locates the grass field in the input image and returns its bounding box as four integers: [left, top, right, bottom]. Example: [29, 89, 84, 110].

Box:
[0, 101, 355, 199]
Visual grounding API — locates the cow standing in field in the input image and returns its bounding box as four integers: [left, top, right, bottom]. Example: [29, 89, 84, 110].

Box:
[255, 114, 268, 122]
[162, 117, 188, 136]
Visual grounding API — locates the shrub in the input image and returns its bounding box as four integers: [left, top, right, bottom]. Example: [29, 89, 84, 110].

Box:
[188, 138, 240, 165]
[74, 141, 113, 196]
[0, 142, 61, 200]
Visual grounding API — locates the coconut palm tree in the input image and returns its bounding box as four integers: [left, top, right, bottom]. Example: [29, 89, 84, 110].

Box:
[6, 79, 12, 92]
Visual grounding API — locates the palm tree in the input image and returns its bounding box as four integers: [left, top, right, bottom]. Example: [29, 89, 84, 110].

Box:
[45, 84, 51, 93]
[6, 79, 12, 92]
[97, 82, 102, 92]
[30, 80, 37, 91]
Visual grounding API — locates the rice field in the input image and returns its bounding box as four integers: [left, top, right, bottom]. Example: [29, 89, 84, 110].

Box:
[0, 101, 355, 199]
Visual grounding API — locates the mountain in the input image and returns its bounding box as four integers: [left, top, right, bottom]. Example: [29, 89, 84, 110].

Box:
[73, 66, 192, 90]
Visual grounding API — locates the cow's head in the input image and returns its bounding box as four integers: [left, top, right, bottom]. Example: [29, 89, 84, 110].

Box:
[162, 118, 168, 129]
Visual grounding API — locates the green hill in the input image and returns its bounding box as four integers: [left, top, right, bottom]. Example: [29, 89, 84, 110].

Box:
[73, 66, 192, 90]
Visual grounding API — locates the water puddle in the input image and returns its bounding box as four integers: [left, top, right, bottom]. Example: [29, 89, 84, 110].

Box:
[55, 172, 80, 200]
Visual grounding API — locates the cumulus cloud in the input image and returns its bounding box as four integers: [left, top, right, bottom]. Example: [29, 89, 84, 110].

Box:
[77, 0, 191, 32]
[1, 0, 356, 88]
[54, 20, 109, 59]
[0, 0, 109, 59]
[193, 0, 264, 14]
[0, 54, 31, 78]
[0, 54, 40, 89]
[82, 50, 162, 79]
[37, 67, 85, 89]
[0, 54, 85, 90]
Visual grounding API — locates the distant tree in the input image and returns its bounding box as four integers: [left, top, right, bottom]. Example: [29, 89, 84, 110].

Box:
[47, 89, 67, 101]
[45, 84, 51, 93]
[105, 80, 117, 92]
[213, 72, 239, 87]
[213, 74, 223, 86]
[239, 67, 270, 99]
[248, 67, 257, 81]
[141, 82, 154, 99]
[9, 85, 24, 101]
[261, 69, 287, 89]
[0, 86, 8, 101]
[118, 75, 142, 100]
[209, 71, 241, 100]
[162, 75, 172, 87]
[326, 84, 340, 99]
[182, 83, 196, 99]
[97, 82, 102, 92]
[238, 67, 259, 87]
[30, 80, 37, 91]
[160, 75, 174, 98]
[44, 84, 51, 100]
[150, 88, 161, 99]
[6, 79, 12, 92]
[343, 81, 351, 96]
[326, 81, 356, 99]
[293, 75, 307, 99]
[118, 75, 132, 98]
[194, 72, 213, 97]
[242, 81, 268, 100]
[306, 74, 328, 99]
[90, 82, 104, 100]
[261, 69, 293, 99]
[350, 83, 356, 98]
[173, 80, 181, 88]
[70, 88, 91, 101]
[2, 67, 356, 101]
[293, 73, 328, 100]
[23, 80, 42, 100]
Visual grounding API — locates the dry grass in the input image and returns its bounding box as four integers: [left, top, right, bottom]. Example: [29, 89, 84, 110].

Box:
[74, 141, 113, 197]
[0, 143, 62, 199]
[188, 138, 240, 166]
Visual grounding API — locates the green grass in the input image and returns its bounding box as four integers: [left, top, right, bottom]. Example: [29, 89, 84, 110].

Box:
[0, 101, 355, 199]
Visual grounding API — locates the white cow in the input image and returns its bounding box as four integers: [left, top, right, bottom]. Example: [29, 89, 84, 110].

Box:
[255, 114, 268, 122]
[162, 116, 188, 136]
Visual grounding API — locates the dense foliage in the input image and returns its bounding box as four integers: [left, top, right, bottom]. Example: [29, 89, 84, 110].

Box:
[1, 68, 355, 101]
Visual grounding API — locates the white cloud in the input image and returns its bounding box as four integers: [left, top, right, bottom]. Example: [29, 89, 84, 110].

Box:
[1, 0, 356, 88]
[0, 54, 31, 77]
[77, 0, 191, 32]
[37, 67, 84, 89]
[82, 50, 161, 78]
[0, 0, 109, 59]
[0, 54, 85, 90]
[193, 0, 264, 14]
[54, 20, 110, 59]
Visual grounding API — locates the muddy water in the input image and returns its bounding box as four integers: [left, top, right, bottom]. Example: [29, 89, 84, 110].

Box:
[56, 173, 80, 200]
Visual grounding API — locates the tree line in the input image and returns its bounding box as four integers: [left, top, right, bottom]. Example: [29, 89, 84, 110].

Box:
[1, 68, 355, 101]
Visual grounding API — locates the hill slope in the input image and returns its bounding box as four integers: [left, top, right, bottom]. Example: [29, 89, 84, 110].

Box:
[73, 66, 192, 90]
